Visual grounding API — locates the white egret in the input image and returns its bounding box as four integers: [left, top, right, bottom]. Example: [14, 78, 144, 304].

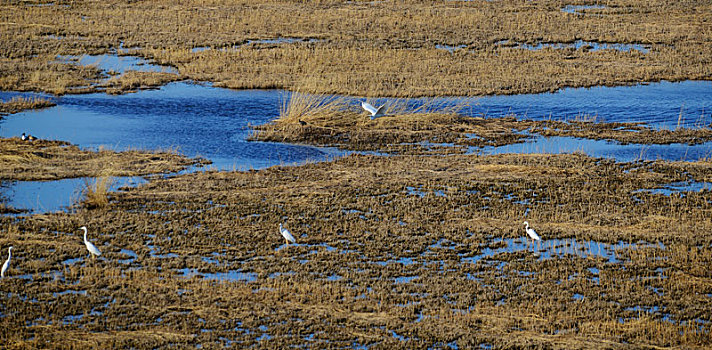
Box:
[523, 221, 541, 241]
[361, 101, 387, 119]
[279, 223, 296, 245]
[1, 246, 13, 278]
[80, 226, 102, 258]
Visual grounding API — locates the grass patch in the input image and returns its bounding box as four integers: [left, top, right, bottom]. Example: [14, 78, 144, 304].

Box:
[0, 96, 55, 116]
[0, 137, 209, 181]
[0, 1, 710, 96]
[278, 90, 351, 125]
[102, 71, 183, 94]
[2, 152, 711, 348]
[81, 172, 114, 209]
[253, 93, 712, 154]
[252, 90, 514, 153]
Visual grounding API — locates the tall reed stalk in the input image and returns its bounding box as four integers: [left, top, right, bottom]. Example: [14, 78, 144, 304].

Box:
[82, 170, 115, 209]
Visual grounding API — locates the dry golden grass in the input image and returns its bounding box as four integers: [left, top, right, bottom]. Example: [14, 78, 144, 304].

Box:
[253, 91, 528, 153]
[102, 71, 183, 94]
[278, 90, 352, 124]
[253, 97, 712, 153]
[0, 95, 55, 115]
[81, 171, 114, 209]
[0, 137, 208, 181]
[0, 0, 710, 96]
[1, 0, 711, 347]
[1, 152, 711, 348]
[0, 55, 105, 94]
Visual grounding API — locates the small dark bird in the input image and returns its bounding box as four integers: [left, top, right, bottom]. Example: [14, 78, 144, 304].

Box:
[298, 119, 307, 126]
[22, 133, 37, 141]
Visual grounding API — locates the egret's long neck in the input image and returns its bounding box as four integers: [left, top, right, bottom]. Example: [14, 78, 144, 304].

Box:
[7, 248, 11, 259]
[83, 229, 88, 243]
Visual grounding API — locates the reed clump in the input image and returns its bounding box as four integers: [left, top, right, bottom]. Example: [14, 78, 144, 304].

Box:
[277, 90, 352, 125]
[81, 170, 114, 209]
[0, 96, 55, 116]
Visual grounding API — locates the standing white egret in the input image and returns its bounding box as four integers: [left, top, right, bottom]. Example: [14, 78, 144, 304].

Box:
[523, 221, 541, 241]
[1, 246, 13, 278]
[279, 223, 296, 245]
[361, 101, 387, 119]
[79, 226, 102, 258]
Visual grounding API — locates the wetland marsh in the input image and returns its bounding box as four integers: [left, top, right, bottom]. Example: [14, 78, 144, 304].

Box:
[1, 0, 712, 349]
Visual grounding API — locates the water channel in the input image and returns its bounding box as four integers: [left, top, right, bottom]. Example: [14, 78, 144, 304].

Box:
[0, 55, 711, 213]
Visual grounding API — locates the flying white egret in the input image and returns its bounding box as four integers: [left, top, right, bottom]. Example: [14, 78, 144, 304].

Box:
[279, 223, 296, 245]
[523, 221, 541, 241]
[1, 246, 12, 278]
[79, 226, 102, 258]
[361, 101, 387, 119]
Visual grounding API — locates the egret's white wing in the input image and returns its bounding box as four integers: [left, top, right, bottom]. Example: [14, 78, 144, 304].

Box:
[1, 259, 9, 278]
[85, 241, 102, 256]
[280, 227, 296, 243]
[361, 101, 378, 116]
[526, 228, 541, 241]
[373, 105, 387, 118]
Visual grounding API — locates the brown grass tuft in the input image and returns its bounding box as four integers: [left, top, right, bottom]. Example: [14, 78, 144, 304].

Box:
[278, 90, 352, 125]
[0, 96, 55, 115]
[81, 169, 114, 209]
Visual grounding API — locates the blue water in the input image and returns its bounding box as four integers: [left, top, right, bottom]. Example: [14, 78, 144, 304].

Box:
[468, 80, 711, 129]
[461, 237, 659, 265]
[481, 136, 712, 163]
[0, 83, 348, 170]
[1, 176, 145, 213]
[1, 78, 711, 213]
[56, 54, 179, 75]
[561, 4, 606, 15]
[500, 40, 650, 54]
